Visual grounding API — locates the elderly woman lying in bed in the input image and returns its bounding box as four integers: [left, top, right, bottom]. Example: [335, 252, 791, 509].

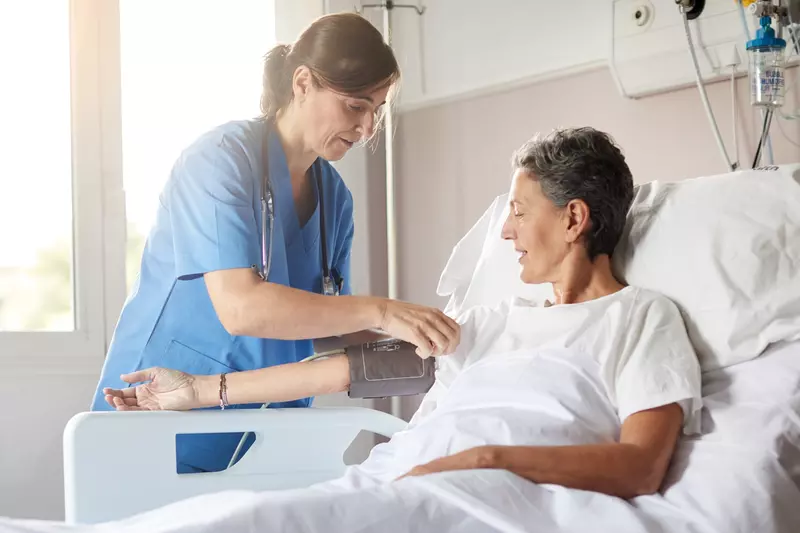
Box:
[104, 127, 702, 499]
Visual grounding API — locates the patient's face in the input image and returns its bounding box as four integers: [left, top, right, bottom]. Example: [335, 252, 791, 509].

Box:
[501, 170, 566, 284]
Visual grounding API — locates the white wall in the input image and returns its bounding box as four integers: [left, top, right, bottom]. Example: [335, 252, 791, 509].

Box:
[391, 0, 608, 110]
[331, 147, 373, 296]
[275, 0, 324, 42]
[0, 374, 99, 520]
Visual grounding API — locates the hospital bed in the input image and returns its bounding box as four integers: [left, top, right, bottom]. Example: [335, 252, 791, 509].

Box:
[63, 407, 405, 523]
[62, 164, 800, 531]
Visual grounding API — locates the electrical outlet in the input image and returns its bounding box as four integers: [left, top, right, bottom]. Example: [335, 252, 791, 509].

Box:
[632, 2, 654, 28]
[616, 0, 656, 37]
[611, 0, 757, 98]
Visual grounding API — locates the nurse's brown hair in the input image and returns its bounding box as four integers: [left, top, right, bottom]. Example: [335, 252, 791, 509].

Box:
[260, 12, 400, 133]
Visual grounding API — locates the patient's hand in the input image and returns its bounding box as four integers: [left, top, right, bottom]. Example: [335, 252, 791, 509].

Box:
[397, 448, 485, 480]
[103, 367, 199, 411]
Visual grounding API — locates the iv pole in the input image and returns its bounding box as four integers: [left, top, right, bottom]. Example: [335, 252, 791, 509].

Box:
[357, 1, 426, 420]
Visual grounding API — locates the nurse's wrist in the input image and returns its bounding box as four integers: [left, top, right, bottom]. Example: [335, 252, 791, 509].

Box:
[366, 297, 388, 330]
[193, 374, 220, 408]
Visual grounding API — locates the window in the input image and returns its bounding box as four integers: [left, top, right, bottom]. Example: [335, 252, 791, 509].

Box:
[120, 0, 275, 288]
[0, 0, 117, 372]
[1, 0, 279, 374]
[0, 2, 74, 332]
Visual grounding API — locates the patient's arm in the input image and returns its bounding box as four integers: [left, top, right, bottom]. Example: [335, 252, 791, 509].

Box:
[313, 329, 391, 355]
[402, 403, 683, 499]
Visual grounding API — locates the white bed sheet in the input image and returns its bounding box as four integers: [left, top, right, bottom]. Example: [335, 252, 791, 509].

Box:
[2, 343, 800, 533]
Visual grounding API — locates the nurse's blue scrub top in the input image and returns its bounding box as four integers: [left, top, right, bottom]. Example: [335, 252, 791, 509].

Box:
[90, 119, 355, 473]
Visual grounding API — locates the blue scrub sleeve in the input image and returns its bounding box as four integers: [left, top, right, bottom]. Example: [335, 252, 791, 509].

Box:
[167, 136, 261, 280]
[333, 194, 355, 296]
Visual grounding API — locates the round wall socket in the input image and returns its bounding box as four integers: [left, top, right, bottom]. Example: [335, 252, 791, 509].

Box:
[633, 3, 653, 27]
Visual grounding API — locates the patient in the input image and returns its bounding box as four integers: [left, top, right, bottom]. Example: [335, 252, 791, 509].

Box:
[83, 128, 698, 505]
[338, 126, 702, 497]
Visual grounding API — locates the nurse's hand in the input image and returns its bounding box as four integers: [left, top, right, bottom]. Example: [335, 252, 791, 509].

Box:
[378, 300, 460, 358]
[103, 367, 199, 411]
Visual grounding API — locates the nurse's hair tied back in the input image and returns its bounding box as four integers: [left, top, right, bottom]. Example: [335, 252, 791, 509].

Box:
[260, 12, 400, 128]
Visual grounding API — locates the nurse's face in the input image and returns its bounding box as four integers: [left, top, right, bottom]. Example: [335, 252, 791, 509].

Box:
[501, 170, 584, 285]
[295, 69, 391, 161]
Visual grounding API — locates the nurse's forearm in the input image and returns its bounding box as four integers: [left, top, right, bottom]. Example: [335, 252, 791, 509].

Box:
[241, 284, 384, 339]
[194, 355, 350, 407]
[205, 269, 383, 339]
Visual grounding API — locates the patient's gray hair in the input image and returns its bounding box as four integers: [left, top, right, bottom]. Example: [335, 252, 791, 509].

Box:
[511, 127, 634, 260]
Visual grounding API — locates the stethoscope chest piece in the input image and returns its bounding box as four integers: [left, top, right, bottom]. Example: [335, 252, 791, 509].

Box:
[322, 273, 344, 297]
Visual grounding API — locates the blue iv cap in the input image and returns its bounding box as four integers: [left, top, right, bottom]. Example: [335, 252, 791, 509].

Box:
[747, 16, 787, 51]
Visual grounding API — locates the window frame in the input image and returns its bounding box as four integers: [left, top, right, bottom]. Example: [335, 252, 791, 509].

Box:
[0, 0, 126, 376]
[1, 0, 289, 376]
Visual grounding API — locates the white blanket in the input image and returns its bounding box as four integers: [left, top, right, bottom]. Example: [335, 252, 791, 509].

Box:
[3, 343, 799, 533]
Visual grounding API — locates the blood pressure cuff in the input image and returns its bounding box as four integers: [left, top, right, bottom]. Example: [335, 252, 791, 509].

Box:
[346, 339, 436, 399]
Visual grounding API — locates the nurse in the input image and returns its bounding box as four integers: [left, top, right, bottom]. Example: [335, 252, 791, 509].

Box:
[91, 12, 460, 473]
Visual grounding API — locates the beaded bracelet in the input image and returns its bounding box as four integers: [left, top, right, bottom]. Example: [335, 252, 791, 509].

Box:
[219, 373, 229, 410]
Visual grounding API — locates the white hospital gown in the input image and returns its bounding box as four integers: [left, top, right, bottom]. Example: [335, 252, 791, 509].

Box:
[347, 285, 702, 484]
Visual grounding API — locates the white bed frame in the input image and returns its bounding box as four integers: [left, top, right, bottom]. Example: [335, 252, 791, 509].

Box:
[63, 407, 406, 524]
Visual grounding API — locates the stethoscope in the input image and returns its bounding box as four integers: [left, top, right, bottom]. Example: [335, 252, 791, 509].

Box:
[256, 119, 344, 297]
[228, 122, 345, 470]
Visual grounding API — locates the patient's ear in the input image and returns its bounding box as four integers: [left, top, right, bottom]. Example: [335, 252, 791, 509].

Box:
[563, 199, 590, 244]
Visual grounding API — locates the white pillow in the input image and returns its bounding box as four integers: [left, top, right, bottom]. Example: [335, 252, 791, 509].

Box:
[613, 164, 800, 371]
[437, 164, 800, 372]
[436, 194, 553, 317]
